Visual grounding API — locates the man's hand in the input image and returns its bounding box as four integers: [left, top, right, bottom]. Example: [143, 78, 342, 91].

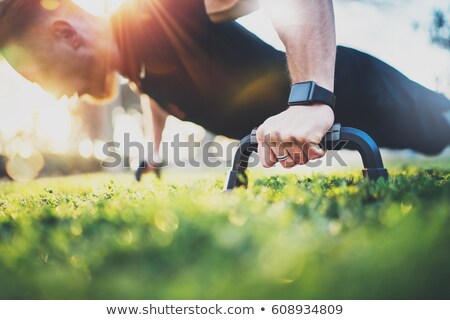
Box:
[256, 104, 334, 168]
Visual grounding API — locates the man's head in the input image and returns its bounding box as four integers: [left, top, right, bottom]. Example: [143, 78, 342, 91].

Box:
[0, 0, 120, 102]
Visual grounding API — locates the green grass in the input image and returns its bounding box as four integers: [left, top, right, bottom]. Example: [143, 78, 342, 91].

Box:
[0, 165, 449, 299]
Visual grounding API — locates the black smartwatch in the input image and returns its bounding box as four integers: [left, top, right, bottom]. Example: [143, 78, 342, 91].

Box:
[288, 81, 336, 109]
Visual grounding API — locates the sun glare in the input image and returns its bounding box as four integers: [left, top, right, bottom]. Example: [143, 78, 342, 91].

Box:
[72, 0, 126, 17]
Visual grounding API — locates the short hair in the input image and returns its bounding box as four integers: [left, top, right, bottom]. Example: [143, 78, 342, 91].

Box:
[0, 0, 68, 48]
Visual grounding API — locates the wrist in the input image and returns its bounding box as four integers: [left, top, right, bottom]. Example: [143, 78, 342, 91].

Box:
[289, 104, 335, 123]
[286, 56, 335, 92]
[152, 152, 162, 163]
[290, 103, 334, 113]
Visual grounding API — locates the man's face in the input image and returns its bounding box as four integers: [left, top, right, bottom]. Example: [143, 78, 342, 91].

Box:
[2, 17, 118, 102]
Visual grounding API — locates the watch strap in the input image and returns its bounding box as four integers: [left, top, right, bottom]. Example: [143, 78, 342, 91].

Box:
[288, 81, 336, 109]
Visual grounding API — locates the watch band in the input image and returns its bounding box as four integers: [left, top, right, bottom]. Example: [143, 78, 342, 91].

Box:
[288, 81, 336, 109]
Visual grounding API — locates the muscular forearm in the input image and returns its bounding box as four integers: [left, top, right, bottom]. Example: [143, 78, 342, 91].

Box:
[260, 0, 336, 90]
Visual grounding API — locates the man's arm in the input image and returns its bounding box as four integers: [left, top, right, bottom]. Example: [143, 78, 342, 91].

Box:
[149, 98, 168, 162]
[262, 0, 336, 88]
[136, 96, 168, 181]
[257, 0, 336, 168]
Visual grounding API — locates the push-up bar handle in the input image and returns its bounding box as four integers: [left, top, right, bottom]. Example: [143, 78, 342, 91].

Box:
[224, 123, 389, 191]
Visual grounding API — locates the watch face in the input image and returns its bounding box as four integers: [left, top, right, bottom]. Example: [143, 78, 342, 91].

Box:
[289, 81, 314, 103]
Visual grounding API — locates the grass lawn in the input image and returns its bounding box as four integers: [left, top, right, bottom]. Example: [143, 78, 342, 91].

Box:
[0, 162, 449, 299]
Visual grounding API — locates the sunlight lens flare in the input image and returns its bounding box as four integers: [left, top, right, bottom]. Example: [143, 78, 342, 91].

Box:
[72, 0, 126, 17]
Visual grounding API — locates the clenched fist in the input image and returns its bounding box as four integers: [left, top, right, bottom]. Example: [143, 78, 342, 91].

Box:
[256, 105, 334, 168]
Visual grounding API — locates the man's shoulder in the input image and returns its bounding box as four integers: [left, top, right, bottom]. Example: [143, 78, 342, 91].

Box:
[204, 0, 259, 23]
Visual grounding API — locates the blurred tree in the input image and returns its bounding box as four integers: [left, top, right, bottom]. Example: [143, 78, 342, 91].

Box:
[430, 9, 450, 50]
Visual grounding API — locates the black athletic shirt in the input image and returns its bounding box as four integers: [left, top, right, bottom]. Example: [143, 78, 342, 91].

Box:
[111, 0, 290, 138]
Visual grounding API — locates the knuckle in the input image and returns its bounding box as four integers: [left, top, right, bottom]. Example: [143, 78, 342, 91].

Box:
[310, 132, 324, 144]
[297, 154, 309, 165]
[262, 162, 273, 168]
[269, 131, 281, 142]
[280, 134, 294, 142]
[299, 159, 309, 166]
[280, 161, 291, 169]
[292, 153, 304, 163]
[256, 128, 265, 143]
[294, 131, 308, 144]
[313, 152, 325, 160]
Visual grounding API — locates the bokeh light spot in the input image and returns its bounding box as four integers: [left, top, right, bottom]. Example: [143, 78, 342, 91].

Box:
[154, 211, 179, 233]
[40, 0, 61, 11]
[6, 152, 45, 182]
